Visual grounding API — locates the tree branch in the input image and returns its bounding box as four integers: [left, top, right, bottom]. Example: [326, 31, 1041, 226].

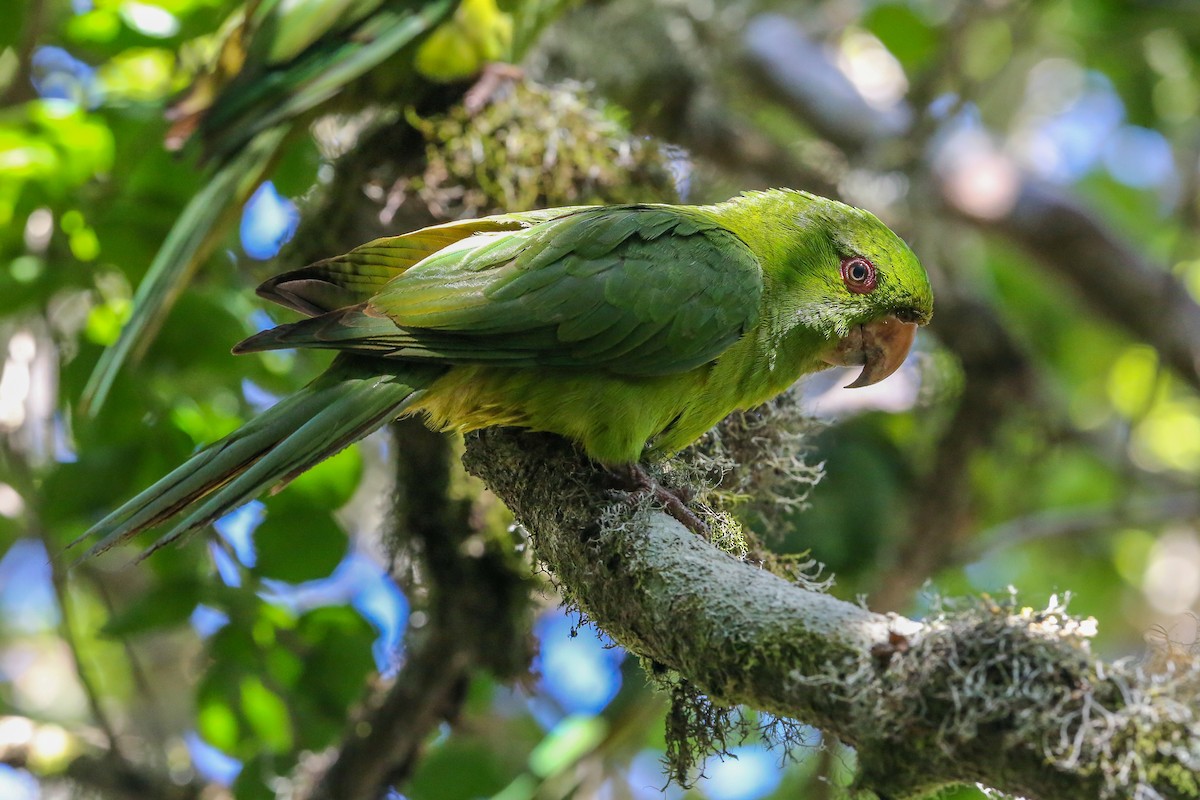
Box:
[306, 627, 475, 800]
[741, 14, 910, 154]
[536, 2, 837, 197]
[1, 715, 203, 800]
[965, 491, 1200, 564]
[463, 428, 1200, 800]
[960, 179, 1200, 391]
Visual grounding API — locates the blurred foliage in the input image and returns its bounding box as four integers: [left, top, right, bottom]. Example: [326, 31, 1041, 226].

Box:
[3, 0, 1200, 799]
[415, 0, 512, 80]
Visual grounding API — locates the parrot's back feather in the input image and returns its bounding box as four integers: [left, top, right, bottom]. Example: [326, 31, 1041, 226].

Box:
[73, 356, 444, 560]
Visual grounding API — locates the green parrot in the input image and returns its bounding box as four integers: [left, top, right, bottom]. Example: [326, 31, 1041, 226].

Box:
[73, 189, 932, 559]
[80, 0, 521, 413]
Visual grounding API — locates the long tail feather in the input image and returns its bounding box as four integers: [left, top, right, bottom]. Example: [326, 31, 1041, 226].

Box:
[72, 357, 445, 560]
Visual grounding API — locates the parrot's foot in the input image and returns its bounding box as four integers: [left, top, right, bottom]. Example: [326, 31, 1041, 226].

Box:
[464, 63, 525, 115]
[606, 464, 709, 536]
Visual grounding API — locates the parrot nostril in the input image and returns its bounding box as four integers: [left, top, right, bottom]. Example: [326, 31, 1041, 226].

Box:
[893, 306, 927, 325]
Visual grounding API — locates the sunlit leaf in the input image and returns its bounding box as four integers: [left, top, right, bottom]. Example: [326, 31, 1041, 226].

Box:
[239, 676, 293, 753]
[98, 48, 176, 100]
[528, 714, 607, 778]
[66, 9, 124, 43]
[197, 680, 241, 753]
[284, 443, 363, 508]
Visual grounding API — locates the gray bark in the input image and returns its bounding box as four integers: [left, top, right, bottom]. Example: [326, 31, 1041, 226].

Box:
[464, 428, 1200, 800]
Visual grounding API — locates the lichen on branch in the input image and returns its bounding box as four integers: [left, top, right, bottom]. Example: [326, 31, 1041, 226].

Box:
[462, 427, 1200, 800]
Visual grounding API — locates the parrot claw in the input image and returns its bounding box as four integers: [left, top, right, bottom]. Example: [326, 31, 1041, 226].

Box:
[605, 464, 710, 536]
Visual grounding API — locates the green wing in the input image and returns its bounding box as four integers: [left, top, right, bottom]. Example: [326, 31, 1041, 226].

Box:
[254, 208, 574, 315]
[237, 205, 764, 377]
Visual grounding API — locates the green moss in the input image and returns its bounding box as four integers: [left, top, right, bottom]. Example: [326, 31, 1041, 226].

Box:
[407, 78, 678, 216]
[813, 591, 1200, 798]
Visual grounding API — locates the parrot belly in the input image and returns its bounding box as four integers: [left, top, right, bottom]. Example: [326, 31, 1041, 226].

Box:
[412, 326, 828, 464]
[415, 365, 702, 464]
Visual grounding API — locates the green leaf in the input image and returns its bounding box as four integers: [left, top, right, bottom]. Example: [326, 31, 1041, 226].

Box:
[290, 607, 376, 749]
[293, 607, 376, 728]
[232, 757, 279, 800]
[252, 498, 347, 583]
[240, 676, 294, 753]
[862, 4, 937, 70]
[209, 621, 263, 673]
[102, 577, 203, 635]
[284, 443, 364, 508]
[264, 645, 304, 690]
[409, 740, 512, 800]
[197, 673, 242, 753]
[528, 714, 608, 778]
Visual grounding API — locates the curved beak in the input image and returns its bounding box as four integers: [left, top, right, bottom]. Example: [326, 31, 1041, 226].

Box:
[820, 314, 919, 389]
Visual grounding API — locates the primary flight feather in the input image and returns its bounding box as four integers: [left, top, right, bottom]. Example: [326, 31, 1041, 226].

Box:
[75, 188, 933, 558]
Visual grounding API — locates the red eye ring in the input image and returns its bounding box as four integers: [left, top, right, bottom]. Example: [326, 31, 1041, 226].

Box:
[840, 256, 877, 294]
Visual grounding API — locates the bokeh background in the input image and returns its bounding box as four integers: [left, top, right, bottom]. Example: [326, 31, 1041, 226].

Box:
[3, 0, 1200, 798]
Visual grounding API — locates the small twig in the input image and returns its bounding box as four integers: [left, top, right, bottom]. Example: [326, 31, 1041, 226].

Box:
[63, 751, 205, 800]
[39, 530, 126, 759]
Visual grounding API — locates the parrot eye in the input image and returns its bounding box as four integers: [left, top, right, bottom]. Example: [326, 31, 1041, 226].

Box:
[840, 257, 877, 294]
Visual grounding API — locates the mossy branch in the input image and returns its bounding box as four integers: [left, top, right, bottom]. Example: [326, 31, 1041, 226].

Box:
[462, 427, 1200, 800]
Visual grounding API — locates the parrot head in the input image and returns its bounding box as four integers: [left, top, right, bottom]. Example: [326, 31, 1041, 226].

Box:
[780, 193, 933, 389]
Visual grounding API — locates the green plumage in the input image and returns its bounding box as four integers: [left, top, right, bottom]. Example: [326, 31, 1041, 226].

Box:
[75, 189, 933, 558]
[244, 206, 762, 374]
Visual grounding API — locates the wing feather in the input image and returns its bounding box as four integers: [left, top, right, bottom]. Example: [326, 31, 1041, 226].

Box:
[239, 205, 763, 377]
[256, 209, 584, 316]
